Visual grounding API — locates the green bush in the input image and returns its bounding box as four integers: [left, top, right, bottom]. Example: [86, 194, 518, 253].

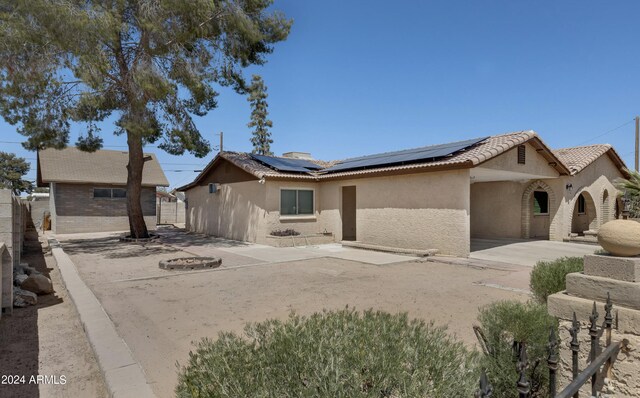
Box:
[530, 256, 584, 303]
[476, 301, 558, 398]
[176, 308, 479, 398]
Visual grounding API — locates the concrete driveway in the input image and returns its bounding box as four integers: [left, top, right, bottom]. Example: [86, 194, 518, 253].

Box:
[470, 238, 601, 267]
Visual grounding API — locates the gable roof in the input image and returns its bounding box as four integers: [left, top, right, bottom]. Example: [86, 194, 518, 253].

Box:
[178, 130, 573, 190]
[553, 144, 629, 177]
[37, 147, 169, 187]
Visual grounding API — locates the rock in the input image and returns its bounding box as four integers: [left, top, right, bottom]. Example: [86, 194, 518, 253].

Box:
[14, 287, 37, 307]
[20, 274, 53, 295]
[14, 273, 28, 285]
[598, 220, 640, 257]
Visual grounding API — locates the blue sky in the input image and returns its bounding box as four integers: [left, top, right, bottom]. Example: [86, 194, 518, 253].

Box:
[1, 1, 639, 188]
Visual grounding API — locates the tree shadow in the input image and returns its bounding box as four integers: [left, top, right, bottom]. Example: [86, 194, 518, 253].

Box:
[61, 236, 180, 259]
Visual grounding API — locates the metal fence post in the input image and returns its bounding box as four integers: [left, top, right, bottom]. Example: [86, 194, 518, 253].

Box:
[516, 343, 530, 398]
[604, 293, 613, 378]
[548, 326, 559, 397]
[475, 370, 493, 398]
[589, 302, 599, 398]
[569, 312, 580, 398]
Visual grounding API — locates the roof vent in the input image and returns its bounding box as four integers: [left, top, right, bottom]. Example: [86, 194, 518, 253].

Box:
[282, 152, 313, 160]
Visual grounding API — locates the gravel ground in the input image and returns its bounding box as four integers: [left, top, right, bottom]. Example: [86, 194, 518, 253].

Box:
[58, 232, 531, 398]
[0, 233, 108, 398]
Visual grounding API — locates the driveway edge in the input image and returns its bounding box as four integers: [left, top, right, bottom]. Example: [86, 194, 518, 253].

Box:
[49, 241, 157, 398]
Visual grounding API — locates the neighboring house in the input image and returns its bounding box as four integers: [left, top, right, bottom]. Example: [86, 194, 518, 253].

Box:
[177, 131, 628, 256]
[37, 147, 169, 234]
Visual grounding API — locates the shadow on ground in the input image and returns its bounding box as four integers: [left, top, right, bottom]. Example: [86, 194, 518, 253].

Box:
[61, 236, 180, 259]
[0, 229, 63, 398]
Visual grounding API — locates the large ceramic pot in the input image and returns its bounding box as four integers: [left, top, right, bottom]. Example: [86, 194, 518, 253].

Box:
[598, 220, 640, 257]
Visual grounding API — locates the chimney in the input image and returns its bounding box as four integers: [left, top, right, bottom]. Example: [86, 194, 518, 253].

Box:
[282, 152, 313, 160]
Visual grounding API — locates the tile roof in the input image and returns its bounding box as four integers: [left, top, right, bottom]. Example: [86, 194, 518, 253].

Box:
[179, 130, 574, 190]
[553, 144, 614, 175]
[37, 147, 169, 187]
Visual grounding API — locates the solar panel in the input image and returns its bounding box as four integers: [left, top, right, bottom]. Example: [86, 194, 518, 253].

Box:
[251, 154, 323, 173]
[322, 136, 489, 173]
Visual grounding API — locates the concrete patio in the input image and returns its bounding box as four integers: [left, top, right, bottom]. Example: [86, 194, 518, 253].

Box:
[470, 238, 601, 267]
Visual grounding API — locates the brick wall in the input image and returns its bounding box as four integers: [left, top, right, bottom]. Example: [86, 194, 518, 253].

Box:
[52, 183, 157, 234]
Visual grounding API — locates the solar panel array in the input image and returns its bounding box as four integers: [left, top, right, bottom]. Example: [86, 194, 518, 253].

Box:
[322, 136, 489, 173]
[251, 154, 323, 173]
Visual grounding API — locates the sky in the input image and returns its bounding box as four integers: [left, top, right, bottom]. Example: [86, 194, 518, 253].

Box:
[1, 1, 639, 189]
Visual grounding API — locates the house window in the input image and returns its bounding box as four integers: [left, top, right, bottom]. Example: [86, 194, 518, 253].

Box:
[93, 188, 127, 199]
[208, 183, 218, 194]
[280, 189, 314, 216]
[112, 188, 127, 198]
[578, 194, 586, 214]
[517, 145, 526, 164]
[533, 191, 549, 215]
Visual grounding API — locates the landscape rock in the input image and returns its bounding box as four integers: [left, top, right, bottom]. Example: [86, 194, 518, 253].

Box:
[598, 220, 640, 257]
[14, 273, 29, 285]
[14, 287, 37, 307]
[20, 273, 54, 295]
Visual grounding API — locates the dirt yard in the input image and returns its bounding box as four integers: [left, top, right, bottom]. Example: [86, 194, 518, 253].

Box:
[0, 233, 108, 398]
[57, 229, 532, 398]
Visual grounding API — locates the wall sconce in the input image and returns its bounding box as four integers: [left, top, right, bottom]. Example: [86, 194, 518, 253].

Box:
[565, 183, 573, 193]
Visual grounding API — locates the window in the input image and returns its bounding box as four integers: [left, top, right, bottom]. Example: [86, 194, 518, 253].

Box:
[280, 189, 314, 216]
[93, 188, 127, 199]
[578, 194, 586, 214]
[93, 188, 112, 198]
[517, 145, 526, 164]
[208, 183, 218, 194]
[533, 191, 549, 215]
[112, 188, 127, 198]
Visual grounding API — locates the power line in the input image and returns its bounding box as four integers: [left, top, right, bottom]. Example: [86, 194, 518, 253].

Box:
[577, 119, 635, 146]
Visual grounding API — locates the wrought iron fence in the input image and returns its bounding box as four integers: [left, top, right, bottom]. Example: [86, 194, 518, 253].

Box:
[475, 293, 628, 398]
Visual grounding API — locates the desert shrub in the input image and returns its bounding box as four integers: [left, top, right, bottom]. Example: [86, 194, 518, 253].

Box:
[176, 308, 479, 398]
[270, 228, 300, 236]
[476, 301, 558, 398]
[530, 256, 584, 303]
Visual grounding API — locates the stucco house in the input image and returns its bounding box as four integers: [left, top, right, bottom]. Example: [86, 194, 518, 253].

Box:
[177, 131, 628, 257]
[37, 147, 169, 234]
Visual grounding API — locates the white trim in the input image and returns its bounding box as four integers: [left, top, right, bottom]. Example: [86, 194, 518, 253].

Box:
[279, 215, 317, 221]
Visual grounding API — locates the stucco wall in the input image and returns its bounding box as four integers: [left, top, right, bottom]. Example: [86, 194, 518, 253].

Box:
[52, 183, 157, 234]
[470, 153, 623, 241]
[479, 142, 559, 178]
[470, 181, 524, 238]
[185, 169, 471, 256]
[186, 180, 268, 242]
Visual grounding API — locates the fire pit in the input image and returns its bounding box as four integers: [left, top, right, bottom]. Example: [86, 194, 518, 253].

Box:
[159, 257, 222, 271]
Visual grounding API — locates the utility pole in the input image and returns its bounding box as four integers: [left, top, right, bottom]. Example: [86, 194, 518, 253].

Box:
[636, 116, 640, 171]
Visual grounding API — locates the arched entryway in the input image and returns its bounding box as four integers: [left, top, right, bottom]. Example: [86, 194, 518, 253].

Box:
[571, 191, 597, 235]
[521, 180, 557, 239]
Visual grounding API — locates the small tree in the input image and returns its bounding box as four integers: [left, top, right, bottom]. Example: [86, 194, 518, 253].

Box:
[0, 151, 32, 195]
[0, 0, 291, 238]
[247, 75, 274, 155]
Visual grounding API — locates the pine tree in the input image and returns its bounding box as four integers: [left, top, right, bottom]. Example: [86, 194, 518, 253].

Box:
[0, 152, 32, 195]
[248, 75, 274, 155]
[0, 0, 291, 237]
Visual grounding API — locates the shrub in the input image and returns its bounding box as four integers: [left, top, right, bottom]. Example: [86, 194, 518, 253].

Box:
[530, 256, 584, 303]
[476, 301, 558, 398]
[176, 308, 479, 398]
[270, 228, 300, 236]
